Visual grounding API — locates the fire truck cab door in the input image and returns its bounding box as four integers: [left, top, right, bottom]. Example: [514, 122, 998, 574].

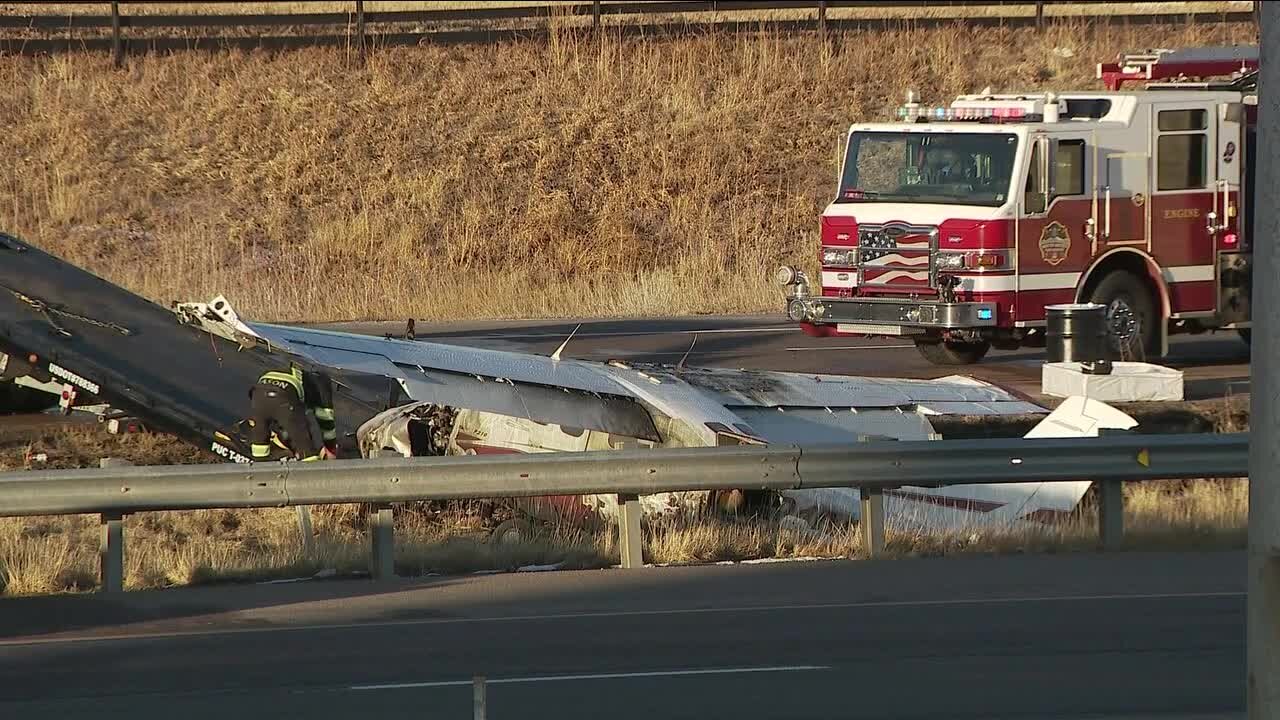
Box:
[1016, 132, 1094, 322]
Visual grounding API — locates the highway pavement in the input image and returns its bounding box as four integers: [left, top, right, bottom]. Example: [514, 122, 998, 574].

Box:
[0, 551, 1245, 719]
[324, 313, 1253, 403]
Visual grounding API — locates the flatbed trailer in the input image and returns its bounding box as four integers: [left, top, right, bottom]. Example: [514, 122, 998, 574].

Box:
[0, 232, 391, 462]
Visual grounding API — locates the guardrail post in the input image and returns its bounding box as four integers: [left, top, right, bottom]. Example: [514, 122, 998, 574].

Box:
[617, 494, 643, 569]
[355, 0, 367, 62]
[368, 504, 394, 580]
[860, 488, 885, 557]
[110, 1, 123, 68]
[99, 512, 124, 592]
[296, 505, 315, 557]
[473, 675, 487, 720]
[592, 0, 601, 29]
[1098, 479, 1124, 549]
[817, 0, 827, 39]
[1035, 1, 1045, 30]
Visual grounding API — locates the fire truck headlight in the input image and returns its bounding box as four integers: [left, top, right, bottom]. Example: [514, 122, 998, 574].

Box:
[935, 252, 965, 271]
[821, 248, 857, 266]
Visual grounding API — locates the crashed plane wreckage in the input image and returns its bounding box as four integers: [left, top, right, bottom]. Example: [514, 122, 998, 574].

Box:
[0, 232, 1137, 533]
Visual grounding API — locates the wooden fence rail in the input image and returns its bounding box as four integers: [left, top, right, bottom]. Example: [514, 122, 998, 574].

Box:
[0, 1, 1258, 65]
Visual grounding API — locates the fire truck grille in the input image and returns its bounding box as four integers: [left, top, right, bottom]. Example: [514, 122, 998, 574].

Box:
[857, 223, 938, 291]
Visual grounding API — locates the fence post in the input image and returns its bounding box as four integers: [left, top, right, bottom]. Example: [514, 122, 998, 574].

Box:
[355, 0, 367, 62]
[593, 0, 601, 29]
[617, 494, 644, 569]
[110, 1, 122, 68]
[1249, 4, 1280, 718]
[368, 504, 394, 580]
[1035, 1, 1045, 30]
[818, 0, 827, 39]
[99, 512, 124, 592]
[860, 487, 885, 557]
[1098, 479, 1124, 549]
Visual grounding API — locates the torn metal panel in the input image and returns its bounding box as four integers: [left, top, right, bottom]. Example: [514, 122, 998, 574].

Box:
[398, 370, 660, 441]
[356, 401, 457, 459]
[357, 405, 709, 527]
[603, 365, 765, 447]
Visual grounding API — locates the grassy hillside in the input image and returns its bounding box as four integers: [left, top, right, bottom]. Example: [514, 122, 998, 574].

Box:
[0, 18, 1256, 322]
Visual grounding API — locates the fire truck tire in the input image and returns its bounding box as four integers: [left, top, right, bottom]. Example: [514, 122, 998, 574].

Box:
[488, 518, 542, 545]
[1086, 271, 1157, 360]
[913, 338, 991, 365]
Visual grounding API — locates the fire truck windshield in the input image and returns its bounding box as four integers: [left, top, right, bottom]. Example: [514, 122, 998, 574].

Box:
[837, 131, 1019, 207]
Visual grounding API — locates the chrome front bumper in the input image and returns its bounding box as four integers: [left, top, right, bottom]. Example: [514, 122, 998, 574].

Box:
[777, 267, 996, 333]
[787, 295, 997, 332]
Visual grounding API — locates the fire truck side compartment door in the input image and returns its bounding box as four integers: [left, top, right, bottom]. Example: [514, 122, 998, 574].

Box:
[1216, 101, 1243, 228]
[1216, 99, 1250, 325]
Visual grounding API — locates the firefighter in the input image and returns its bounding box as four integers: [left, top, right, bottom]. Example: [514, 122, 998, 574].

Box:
[248, 359, 338, 462]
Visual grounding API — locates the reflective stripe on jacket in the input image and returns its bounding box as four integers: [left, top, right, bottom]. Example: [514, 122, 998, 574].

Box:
[259, 369, 305, 400]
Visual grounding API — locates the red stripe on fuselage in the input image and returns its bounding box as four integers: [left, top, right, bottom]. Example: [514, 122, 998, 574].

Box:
[885, 489, 1005, 513]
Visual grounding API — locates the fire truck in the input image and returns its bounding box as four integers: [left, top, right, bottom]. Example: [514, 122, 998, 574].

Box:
[776, 46, 1257, 365]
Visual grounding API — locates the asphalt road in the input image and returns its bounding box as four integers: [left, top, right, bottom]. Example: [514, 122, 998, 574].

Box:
[323, 313, 1253, 403]
[0, 551, 1244, 719]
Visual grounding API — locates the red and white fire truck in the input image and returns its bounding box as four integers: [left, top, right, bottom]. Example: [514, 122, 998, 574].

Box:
[777, 46, 1257, 365]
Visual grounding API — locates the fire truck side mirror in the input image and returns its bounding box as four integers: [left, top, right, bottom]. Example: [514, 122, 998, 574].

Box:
[1222, 102, 1245, 123]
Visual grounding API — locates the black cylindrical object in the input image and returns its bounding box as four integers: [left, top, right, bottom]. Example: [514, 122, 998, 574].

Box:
[1045, 303, 1109, 365]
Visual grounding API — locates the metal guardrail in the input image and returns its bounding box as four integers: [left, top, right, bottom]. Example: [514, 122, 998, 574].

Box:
[0, 432, 1250, 592]
[0, 1, 1258, 63]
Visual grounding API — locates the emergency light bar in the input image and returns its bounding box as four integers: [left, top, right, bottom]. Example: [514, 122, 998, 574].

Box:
[894, 94, 1062, 123]
[895, 105, 1033, 122]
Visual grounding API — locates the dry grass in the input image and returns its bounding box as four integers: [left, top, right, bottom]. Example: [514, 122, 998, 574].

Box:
[0, 19, 1258, 322]
[0, 503, 612, 595]
[0, 423, 215, 471]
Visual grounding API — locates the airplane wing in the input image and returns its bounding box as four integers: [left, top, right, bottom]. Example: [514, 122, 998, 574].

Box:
[180, 296, 1044, 450]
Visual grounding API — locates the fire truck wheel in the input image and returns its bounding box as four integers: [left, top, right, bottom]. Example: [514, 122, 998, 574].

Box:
[913, 338, 991, 365]
[1087, 271, 1156, 360]
[488, 518, 542, 545]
